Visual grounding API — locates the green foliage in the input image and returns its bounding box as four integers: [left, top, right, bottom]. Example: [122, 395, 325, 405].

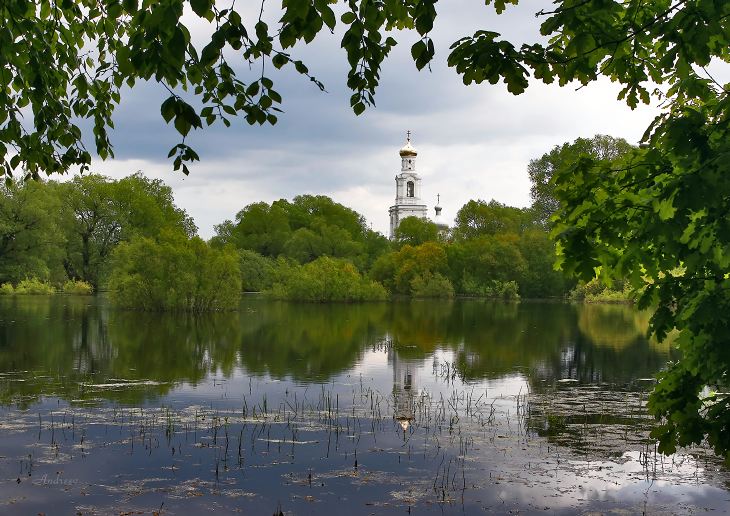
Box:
[62, 173, 196, 288]
[394, 216, 440, 247]
[1, 0, 728, 187]
[369, 252, 398, 291]
[371, 242, 450, 296]
[552, 91, 730, 458]
[0, 0, 316, 176]
[0, 173, 196, 293]
[461, 275, 520, 301]
[215, 201, 291, 257]
[453, 200, 533, 241]
[375, 216, 570, 299]
[62, 280, 94, 295]
[109, 232, 241, 312]
[528, 135, 633, 226]
[516, 229, 573, 298]
[448, 232, 559, 299]
[410, 272, 454, 299]
[238, 250, 276, 292]
[569, 278, 630, 303]
[269, 256, 387, 302]
[0, 180, 65, 285]
[448, 234, 526, 289]
[0, 283, 14, 295]
[215, 195, 387, 269]
[0, 176, 570, 303]
[15, 278, 55, 295]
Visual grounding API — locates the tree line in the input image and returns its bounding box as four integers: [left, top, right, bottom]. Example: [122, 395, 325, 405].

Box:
[207, 195, 571, 301]
[0, 173, 237, 311]
[0, 135, 634, 306]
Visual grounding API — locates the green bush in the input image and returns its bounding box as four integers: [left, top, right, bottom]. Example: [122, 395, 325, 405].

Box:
[239, 249, 276, 292]
[15, 277, 55, 295]
[269, 256, 387, 302]
[569, 277, 630, 303]
[0, 283, 14, 295]
[492, 280, 520, 301]
[460, 275, 520, 300]
[584, 289, 631, 303]
[370, 242, 450, 296]
[411, 272, 454, 298]
[109, 232, 241, 311]
[62, 280, 94, 295]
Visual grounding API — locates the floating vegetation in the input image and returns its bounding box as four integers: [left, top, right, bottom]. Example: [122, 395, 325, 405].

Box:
[80, 380, 167, 389]
[0, 362, 728, 515]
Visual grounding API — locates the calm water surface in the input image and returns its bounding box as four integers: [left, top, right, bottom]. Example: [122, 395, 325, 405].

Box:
[0, 296, 727, 514]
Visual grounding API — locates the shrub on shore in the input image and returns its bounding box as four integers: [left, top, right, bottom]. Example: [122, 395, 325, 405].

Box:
[239, 249, 276, 292]
[269, 256, 387, 302]
[411, 272, 454, 299]
[569, 278, 631, 303]
[15, 278, 55, 295]
[460, 276, 520, 300]
[109, 233, 241, 311]
[62, 280, 94, 295]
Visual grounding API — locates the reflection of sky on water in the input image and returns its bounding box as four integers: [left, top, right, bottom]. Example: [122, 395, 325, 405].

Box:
[0, 297, 727, 513]
[134, 344, 730, 513]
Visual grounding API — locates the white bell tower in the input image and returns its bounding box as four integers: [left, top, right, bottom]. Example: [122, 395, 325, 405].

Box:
[388, 132, 428, 239]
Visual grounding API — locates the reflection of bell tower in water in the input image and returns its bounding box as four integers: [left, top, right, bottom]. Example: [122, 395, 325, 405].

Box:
[388, 345, 418, 435]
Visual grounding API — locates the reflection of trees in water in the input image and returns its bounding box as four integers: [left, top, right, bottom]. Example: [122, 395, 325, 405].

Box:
[529, 304, 678, 389]
[0, 297, 679, 406]
[106, 309, 241, 382]
[237, 299, 675, 387]
[237, 300, 389, 381]
[451, 301, 571, 380]
[0, 296, 108, 407]
[72, 303, 111, 375]
[384, 300, 454, 358]
[0, 296, 241, 406]
[449, 302, 676, 387]
[577, 304, 649, 351]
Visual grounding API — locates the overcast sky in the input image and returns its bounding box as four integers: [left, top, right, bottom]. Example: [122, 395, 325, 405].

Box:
[94, 0, 663, 238]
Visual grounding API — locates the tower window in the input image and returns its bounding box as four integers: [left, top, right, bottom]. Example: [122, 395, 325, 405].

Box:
[407, 181, 414, 197]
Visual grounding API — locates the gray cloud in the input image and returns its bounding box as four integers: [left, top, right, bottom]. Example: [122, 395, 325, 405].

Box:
[88, 0, 661, 238]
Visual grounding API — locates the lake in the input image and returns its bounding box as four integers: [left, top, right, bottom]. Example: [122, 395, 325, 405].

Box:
[0, 295, 728, 514]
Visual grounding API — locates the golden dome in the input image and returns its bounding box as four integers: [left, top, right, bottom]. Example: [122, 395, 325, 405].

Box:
[399, 132, 417, 157]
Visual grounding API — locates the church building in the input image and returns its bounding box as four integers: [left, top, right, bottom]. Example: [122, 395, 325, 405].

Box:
[388, 133, 428, 239]
[388, 133, 448, 239]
